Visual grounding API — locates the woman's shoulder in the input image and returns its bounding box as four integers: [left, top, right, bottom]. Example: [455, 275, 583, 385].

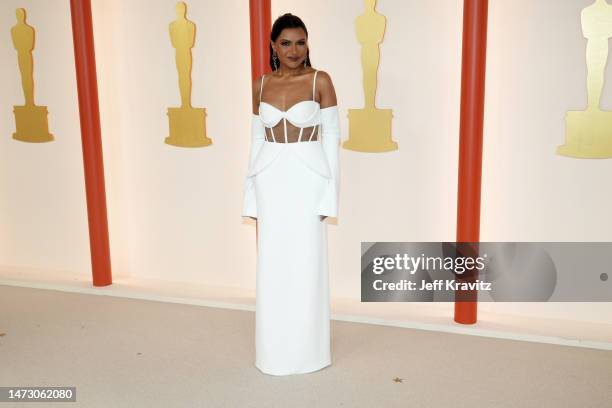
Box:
[314, 69, 332, 80]
[252, 75, 264, 94]
[312, 69, 337, 107]
[313, 69, 335, 93]
[252, 75, 265, 114]
[314, 69, 334, 88]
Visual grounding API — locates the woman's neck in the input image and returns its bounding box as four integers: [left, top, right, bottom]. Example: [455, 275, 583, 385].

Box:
[276, 65, 310, 77]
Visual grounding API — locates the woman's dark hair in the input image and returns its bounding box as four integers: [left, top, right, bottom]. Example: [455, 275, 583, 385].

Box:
[269, 13, 312, 71]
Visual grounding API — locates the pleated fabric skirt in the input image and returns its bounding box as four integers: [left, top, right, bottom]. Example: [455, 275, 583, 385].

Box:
[253, 140, 331, 376]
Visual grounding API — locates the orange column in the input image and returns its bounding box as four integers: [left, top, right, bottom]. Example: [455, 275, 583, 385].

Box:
[249, 0, 272, 81]
[69, 0, 112, 286]
[249, 0, 271, 240]
[455, 0, 489, 324]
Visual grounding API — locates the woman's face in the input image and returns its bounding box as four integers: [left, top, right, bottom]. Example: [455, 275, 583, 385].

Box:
[272, 27, 308, 69]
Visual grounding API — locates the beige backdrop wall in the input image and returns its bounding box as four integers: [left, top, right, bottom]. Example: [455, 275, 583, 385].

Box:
[1, 0, 610, 324]
[0, 0, 89, 276]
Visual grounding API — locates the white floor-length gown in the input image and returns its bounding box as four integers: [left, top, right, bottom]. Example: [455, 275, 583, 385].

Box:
[242, 70, 340, 376]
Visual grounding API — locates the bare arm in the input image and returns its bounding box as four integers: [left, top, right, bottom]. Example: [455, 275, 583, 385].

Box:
[252, 76, 263, 115]
[316, 70, 337, 108]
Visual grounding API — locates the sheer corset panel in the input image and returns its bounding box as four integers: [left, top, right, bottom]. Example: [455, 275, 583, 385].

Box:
[259, 70, 322, 143]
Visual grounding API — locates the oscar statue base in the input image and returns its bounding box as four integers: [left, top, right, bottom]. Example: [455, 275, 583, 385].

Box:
[13, 105, 54, 143]
[558, 109, 612, 158]
[343, 108, 397, 152]
[165, 107, 213, 148]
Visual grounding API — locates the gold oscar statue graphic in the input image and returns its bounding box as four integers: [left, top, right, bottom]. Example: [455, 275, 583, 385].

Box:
[11, 8, 53, 143]
[343, 0, 397, 152]
[558, 0, 612, 158]
[165, 2, 212, 147]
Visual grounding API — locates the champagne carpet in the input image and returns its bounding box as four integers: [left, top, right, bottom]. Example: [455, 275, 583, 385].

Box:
[1, 285, 610, 408]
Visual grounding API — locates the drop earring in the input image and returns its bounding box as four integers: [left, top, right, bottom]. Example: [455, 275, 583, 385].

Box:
[273, 52, 279, 70]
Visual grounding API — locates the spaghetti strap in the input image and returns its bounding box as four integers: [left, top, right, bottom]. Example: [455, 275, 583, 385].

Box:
[260, 75, 265, 103]
[312, 70, 318, 101]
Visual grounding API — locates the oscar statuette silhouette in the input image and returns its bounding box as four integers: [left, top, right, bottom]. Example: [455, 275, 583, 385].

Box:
[558, 0, 612, 158]
[11, 8, 53, 143]
[165, 2, 212, 147]
[343, 0, 397, 152]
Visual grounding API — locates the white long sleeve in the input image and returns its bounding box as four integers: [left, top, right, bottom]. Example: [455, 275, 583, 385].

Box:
[317, 106, 341, 218]
[242, 114, 265, 218]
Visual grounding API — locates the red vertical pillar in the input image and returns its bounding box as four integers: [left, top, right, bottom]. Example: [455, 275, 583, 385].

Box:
[249, 0, 272, 81]
[455, 0, 489, 324]
[69, 0, 112, 286]
[249, 0, 271, 240]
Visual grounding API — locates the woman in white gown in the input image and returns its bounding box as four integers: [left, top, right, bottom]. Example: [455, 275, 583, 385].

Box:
[242, 13, 340, 376]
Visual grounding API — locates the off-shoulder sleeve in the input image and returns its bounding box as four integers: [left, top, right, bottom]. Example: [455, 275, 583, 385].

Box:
[242, 114, 265, 218]
[317, 106, 340, 218]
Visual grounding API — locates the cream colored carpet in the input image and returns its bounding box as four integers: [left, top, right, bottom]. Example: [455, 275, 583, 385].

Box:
[1, 284, 610, 408]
